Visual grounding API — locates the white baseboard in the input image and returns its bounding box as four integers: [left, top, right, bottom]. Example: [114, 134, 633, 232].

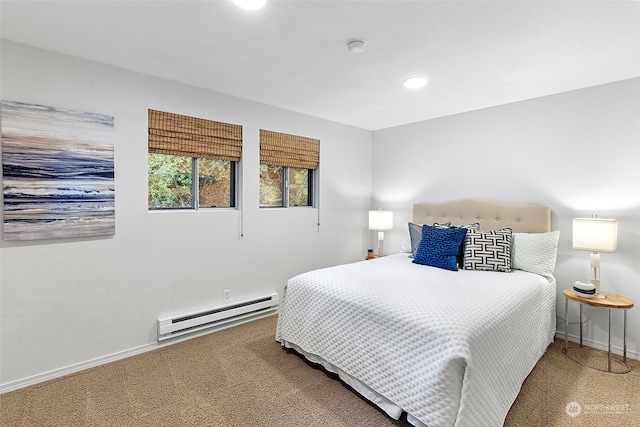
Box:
[0, 342, 156, 394]
[555, 329, 640, 361]
[0, 313, 273, 394]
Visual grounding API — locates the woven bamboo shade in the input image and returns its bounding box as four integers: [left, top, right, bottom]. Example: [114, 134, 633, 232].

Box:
[259, 129, 319, 169]
[148, 109, 242, 161]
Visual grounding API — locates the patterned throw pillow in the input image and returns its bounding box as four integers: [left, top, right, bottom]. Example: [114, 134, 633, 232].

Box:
[453, 223, 480, 267]
[463, 228, 513, 272]
[425, 222, 480, 267]
[512, 231, 560, 277]
[407, 221, 451, 258]
[413, 225, 468, 271]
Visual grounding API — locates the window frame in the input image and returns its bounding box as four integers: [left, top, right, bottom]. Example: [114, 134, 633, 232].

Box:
[195, 157, 237, 209]
[286, 166, 314, 208]
[148, 154, 238, 211]
[259, 164, 315, 209]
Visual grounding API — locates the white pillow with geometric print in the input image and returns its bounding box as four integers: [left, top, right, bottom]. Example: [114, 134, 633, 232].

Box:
[511, 230, 560, 278]
[463, 228, 513, 272]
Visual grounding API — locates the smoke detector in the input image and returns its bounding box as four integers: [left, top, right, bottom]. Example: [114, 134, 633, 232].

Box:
[347, 39, 366, 53]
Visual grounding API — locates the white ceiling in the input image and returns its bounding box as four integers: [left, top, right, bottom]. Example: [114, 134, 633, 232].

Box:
[1, 0, 639, 131]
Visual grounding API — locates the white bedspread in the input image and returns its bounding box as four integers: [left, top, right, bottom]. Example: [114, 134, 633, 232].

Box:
[275, 254, 556, 427]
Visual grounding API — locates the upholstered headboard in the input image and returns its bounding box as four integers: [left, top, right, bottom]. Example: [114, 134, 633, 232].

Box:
[412, 199, 550, 233]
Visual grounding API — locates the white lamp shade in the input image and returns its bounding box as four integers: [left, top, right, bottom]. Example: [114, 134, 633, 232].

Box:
[369, 210, 393, 231]
[572, 218, 618, 252]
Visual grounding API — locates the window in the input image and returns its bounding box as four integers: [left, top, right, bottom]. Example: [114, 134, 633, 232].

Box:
[288, 166, 312, 207]
[148, 109, 242, 210]
[259, 165, 312, 207]
[259, 129, 319, 208]
[259, 164, 283, 207]
[198, 157, 235, 208]
[147, 155, 236, 208]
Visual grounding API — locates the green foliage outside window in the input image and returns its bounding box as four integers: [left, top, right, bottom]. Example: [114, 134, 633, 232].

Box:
[259, 164, 283, 207]
[148, 153, 192, 208]
[259, 165, 312, 207]
[148, 153, 232, 209]
[198, 158, 232, 208]
[288, 167, 309, 207]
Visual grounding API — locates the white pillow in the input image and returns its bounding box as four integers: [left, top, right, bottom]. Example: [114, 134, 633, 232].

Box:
[401, 221, 412, 253]
[512, 230, 560, 277]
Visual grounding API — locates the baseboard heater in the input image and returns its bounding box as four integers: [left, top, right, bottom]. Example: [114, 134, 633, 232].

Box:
[157, 293, 279, 342]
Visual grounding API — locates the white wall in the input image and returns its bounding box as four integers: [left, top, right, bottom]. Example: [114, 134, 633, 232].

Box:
[372, 78, 640, 359]
[0, 40, 373, 390]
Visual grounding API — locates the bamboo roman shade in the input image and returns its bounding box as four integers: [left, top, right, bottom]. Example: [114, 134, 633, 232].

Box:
[260, 129, 319, 170]
[148, 109, 242, 161]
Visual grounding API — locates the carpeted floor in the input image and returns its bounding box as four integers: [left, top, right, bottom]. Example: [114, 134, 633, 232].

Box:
[1, 315, 638, 426]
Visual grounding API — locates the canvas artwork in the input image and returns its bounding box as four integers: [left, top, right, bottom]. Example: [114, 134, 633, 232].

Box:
[1, 100, 115, 241]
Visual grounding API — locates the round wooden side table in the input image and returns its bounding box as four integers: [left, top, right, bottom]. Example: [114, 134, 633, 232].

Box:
[562, 288, 634, 373]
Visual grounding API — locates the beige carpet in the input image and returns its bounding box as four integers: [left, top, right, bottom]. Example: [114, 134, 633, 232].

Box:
[1, 315, 638, 426]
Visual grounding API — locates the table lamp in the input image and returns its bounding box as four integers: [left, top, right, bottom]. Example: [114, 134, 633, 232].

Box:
[369, 210, 393, 257]
[572, 217, 618, 297]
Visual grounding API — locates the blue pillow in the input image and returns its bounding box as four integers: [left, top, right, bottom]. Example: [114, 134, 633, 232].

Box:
[413, 225, 468, 271]
[408, 221, 451, 258]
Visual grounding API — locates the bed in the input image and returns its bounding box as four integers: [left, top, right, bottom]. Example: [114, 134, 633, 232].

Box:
[276, 199, 559, 427]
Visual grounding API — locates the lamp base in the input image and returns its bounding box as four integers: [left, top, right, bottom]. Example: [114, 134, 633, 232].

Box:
[591, 253, 604, 298]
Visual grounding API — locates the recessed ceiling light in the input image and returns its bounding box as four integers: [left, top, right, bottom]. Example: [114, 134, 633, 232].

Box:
[232, 0, 268, 10]
[403, 76, 428, 89]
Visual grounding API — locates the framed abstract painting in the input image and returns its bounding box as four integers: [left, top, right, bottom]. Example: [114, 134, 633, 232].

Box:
[1, 100, 115, 241]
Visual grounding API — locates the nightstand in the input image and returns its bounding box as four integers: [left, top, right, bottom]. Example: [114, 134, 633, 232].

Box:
[563, 288, 634, 373]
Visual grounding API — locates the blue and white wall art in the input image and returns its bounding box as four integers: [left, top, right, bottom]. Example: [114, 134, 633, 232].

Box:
[1, 100, 115, 240]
